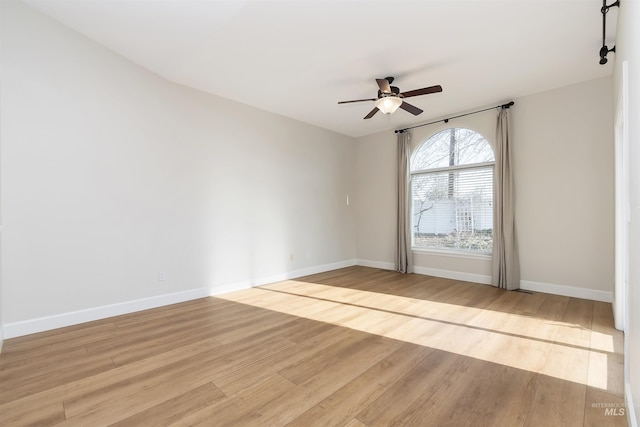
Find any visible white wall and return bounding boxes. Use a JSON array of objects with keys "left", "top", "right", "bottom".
[
  {"left": 614, "top": 0, "right": 640, "bottom": 424},
  {"left": 0, "top": 0, "right": 356, "bottom": 333},
  {"left": 355, "top": 130, "right": 396, "bottom": 268},
  {"left": 356, "top": 76, "right": 614, "bottom": 299},
  {"left": 0, "top": 0, "right": 3, "bottom": 350},
  {"left": 513, "top": 77, "right": 614, "bottom": 296}
]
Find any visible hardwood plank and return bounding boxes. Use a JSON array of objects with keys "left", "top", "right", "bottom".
[
  {"left": 108, "top": 382, "right": 225, "bottom": 427},
  {"left": 85, "top": 302, "right": 271, "bottom": 356},
  {"left": 591, "top": 301, "right": 624, "bottom": 355},
  {"left": 278, "top": 333, "right": 394, "bottom": 386},
  {"left": 175, "top": 373, "right": 295, "bottom": 426},
  {"left": 110, "top": 327, "right": 224, "bottom": 366},
  {"left": 283, "top": 318, "right": 341, "bottom": 344},
  {"left": 558, "top": 297, "right": 593, "bottom": 347},
  {"left": 0, "top": 344, "right": 88, "bottom": 379},
  {"left": 1, "top": 322, "right": 117, "bottom": 356},
  {"left": 286, "top": 343, "right": 433, "bottom": 427},
  {"left": 524, "top": 375, "right": 586, "bottom": 427},
  {"left": 0, "top": 337, "right": 222, "bottom": 423},
  {"left": 533, "top": 294, "right": 570, "bottom": 322},
  {"left": 112, "top": 298, "right": 223, "bottom": 328},
  {"left": 537, "top": 340, "right": 590, "bottom": 385},
  {"left": 588, "top": 349, "right": 625, "bottom": 397},
  {"left": 465, "top": 285, "right": 505, "bottom": 309},
  {"left": 468, "top": 366, "right": 539, "bottom": 427},
  {"left": 391, "top": 369, "right": 487, "bottom": 427},
  {"left": 588, "top": 301, "right": 625, "bottom": 398},
  {"left": 355, "top": 349, "right": 464, "bottom": 426},
  {"left": 62, "top": 336, "right": 294, "bottom": 419},
  {"left": 0, "top": 354, "right": 116, "bottom": 404},
  {"left": 484, "top": 288, "right": 527, "bottom": 312},
  {"left": 423, "top": 279, "right": 472, "bottom": 303},
  {"left": 0, "top": 401, "right": 66, "bottom": 426},
  {"left": 213, "top": 323, "right": 355, "bottom": 396},
  {"left": 563, "top": 298, "right": 594, "bottom": 327},
  {"left": 512, "top": 290, "right": 547, "bottom": 315},
  {"left": 238, "top": 335, "right": 402, "bottom": 426},
  {"left": 169, "top": 399, "right": 244, "bottom": 427}
]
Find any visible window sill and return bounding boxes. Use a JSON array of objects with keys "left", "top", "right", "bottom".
[{"left": 411, "top": 247, "right": 492, "bottom": 261}]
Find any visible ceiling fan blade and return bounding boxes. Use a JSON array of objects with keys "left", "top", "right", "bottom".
[
  {"left": 400, "top": 101, "right": 423, "bottom": 116},
  {"left": 376, "top": 78, "right": 392, "bottom": 94},
  {"left": 400, "top": 85, "right": 443, "bottom": 98},
  {"left": 338, "top": 98, "right": 377, "bottom": 104},
  {"left": 364, "top": 107, "right": 379, "bottom": 119}
]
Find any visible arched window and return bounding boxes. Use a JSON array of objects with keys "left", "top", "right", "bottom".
[{"left": 411, "top": 128, "right": 495, "bottom": 254}]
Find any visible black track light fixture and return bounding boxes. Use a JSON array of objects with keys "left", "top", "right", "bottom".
[
  {"left": 599, "top": 0, "right": 620, "bottom": 65},
  {"left": 599, "top": 45, "right": 615, "bottom": 65}
]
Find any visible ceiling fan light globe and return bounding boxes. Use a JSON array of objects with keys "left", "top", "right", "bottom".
[{"left": 375, "top": 96, "right": 402, "bottom": 114}]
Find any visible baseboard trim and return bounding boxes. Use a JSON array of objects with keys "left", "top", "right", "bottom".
[
  {"left": 626, "top": 381, "right": 638, "bottom": 427},
  {"left": 3, "top": 288, "right": 209, "bottom": 339},
  {"left": 356, "top": 259, "right": 395, "bottom": 271},
  {"left": 413, "top": 266, "right": 492, "bottom": 285},
  {"left": 520, "top": 280, "right": 612, "bottom": 303},
  {"left": 0, "top": 326, "right": 4, "bottom": 354},
  {"left": 208, "top": 259, "right": 358, "bottom": 296}
]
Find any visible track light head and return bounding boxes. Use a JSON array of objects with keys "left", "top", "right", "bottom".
[
  {"left": 599, "top": 45, "right": 615, "bottom": 65},
  {"left": 600, "top": 45, "right": 609, "bottom": 57}
]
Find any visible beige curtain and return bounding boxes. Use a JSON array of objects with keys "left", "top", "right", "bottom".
[
  {"left": 395, "top": 131, "right": 413, "bottom": 273},
  {"left": 492, "top": 107, "right": 520, "bottom": 289}
]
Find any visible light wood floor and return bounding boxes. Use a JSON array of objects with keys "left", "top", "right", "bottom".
[{"left": 0, "top": 266, "right": 627, "bottom": 426}]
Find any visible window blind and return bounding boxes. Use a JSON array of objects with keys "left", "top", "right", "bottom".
[{"left": 412, "top": 165, "right": 493, "bottom": 253}]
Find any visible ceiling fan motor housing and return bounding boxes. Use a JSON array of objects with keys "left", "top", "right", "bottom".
[{"left": 378, "top": 86, "right": 401, "bottom": 98}]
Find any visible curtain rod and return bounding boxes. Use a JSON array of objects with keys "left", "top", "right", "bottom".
[{"left": 395, "top": 101, "right": 514, "bottom": 134}]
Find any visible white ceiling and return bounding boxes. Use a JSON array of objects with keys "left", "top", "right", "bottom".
[{"left": 24, "top": 0, "right": 617, "bottom": 138}]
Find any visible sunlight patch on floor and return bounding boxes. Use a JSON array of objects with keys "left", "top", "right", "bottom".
[{"left": 217, "top": 280, "right": 622, "bottom": 394}]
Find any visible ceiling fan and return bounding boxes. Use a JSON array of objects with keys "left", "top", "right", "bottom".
[{"left": 338, "top": 77, "right": 442, "bottom": 119}]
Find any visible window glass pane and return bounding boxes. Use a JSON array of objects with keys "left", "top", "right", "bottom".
[
  {"left": 412, "top": 130, "right": 452, "bottom": 170},
  {"left": 411, "top": 128, "right": 494, "bottom": 171}
]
